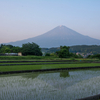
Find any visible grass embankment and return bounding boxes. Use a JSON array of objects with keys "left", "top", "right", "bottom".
[
  {"left": 0, "top": 63, "right": 100, "bottom": 72},
  {"left": 0, "top": 56, "right": 61, "bottom": 60},
  {"left": 0, "top": 56, "right": 99, "bottom": 61}
]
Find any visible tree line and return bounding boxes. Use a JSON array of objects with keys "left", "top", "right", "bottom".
[
  {"left": 0, "top": 43, "right": 82, "bottom": 58},
  {"left": 46, "top": 46, "right": 83, "bottom": 58},
  {"left": 0, "top": 42, "right": 42, "bottom": 56},
  {"left": 42, "top": 45, "right": 100, "bottom": 55},
  {"left": 1, "top": 43, "right": 99, "bottom": 59},
  {"left": 70, "top": 45, "right": 100, "bottom": 54}
]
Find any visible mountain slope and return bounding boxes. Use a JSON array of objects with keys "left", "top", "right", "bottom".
[{"left": 6, "top": 25, "right": 100, "bottom": 47}]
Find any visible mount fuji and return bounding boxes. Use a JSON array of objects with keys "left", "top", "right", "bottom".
[{"left": 5, "top": 25, "right": 100, "bottom": 47}]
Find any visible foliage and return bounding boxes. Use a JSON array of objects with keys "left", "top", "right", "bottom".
[
  {"left": 0, "top": 46, "right": 11, "bottom": 53},
  {"left": 0, "top": 43, "right": 42, "bottom": 56},
  {"left": 42, "top": 45, "right": 100, "bottom": 55},
  {"left": 45, "top": 53, "right": 50, "bottom": 56},
  {"left": 56, "top": 46, "right": 83, "bottom": 58},
  {"left": 70, "top": 45, "right": 100, "bottom": 54},
  {"left": 69, "top": 53, "right": 83, "bottom": 58},
  {"left": 50, "top": 53, "right": 57, "bottom": 57},
  {"left": 0, "top": 44, "right": 21, "bottom": 53},
  {"left": 0, "top": 56, "right": 56, "bottom": 60},
  {"left": 56, "top": 46, "right": 70, "bottom": 58},
  {"left": 87, "top": 54, "right": 100, "bottom": 59},
  {"left": 12, "top": 46, "right": 22, "bottom": 53},
  {"left": 21, "top": 42, "right": 42, "bottom": 56}
]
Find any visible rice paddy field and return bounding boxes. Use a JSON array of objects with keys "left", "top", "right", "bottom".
[
  {"left": 0, "top": 56, "right": 100, "bottom": 72},
  {"left": 1, "top": 69, "right": 100, "bottom": 100},
  {"left": 0, "top": 63, "right": 100, "bottom": 72},
  {"left": 0, "top": 56, "right": 100, "bottom": 99}
]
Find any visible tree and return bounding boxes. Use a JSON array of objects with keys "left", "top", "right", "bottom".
[
  {"left": 45, "top": 53, "right": 50, "bottom": 56},
  {"left": 0, "top": 46, "right": 11, "bottom": 53},
  {"left": 56, "top": 46, "right": 70, "bottom": 58},
  {"left": 0, "top": 44, "right": 22, "bottom": 53},
  {"left": 87, "top": 54, "right": 100, "bottom": 59},
  {"left": 12, "top": 46, "right": 22, "bottom": 53},
  {"left": 21, "top": 42, "right": 42, "bottom": 56}
]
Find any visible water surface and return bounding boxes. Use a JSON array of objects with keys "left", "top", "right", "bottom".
[{"left": 0, "top": 69, "right": 100, "bottom": 100}]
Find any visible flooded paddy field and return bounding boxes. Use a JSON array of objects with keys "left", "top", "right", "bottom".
[{"left": 0, "top": 69, "right": 100, "bottom": 100}]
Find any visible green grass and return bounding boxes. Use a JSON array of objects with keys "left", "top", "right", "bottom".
[
  {"left": 0, "top": 56, "right": 58, "bottom": 60},
  {"left": 0, "top": 56, "right": 99, "bottom": 61},
  {"left": 0, "top": 62, "right": 99, "bottom": 65},
  {"left": 0, "top": 63, "right": 100, "bottom": 72},
  {"left": 0, "top": 56, "right": 100, "bottom": 72},
  {"left": 0, "top": 62, "right": 68, "bottom": 64},
  {"left": 0, "top": 59, "right": 100, "bottom": 65}
]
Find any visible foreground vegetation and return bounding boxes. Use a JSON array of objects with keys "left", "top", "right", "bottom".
[
  {"left": 0, "top": 55, "right": 99, "bottom": 61},
  {"left": 0, "top": 62, "right": 100, "bottom": 72},
  {"left": 0, "top": 57, "right": 100, "bottom": 73},
  {"left": 0, "top": 43, "right": 100, "bottom": 73}
]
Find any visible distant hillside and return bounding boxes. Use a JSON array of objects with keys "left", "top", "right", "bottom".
[
  {"left": 5, "top": 25, "right": 100, "bottom": 47},
  {"left": 41, "top": 47, "right": 60, "bottom": 53},
  {"left": 70, "top": 45, "right": 100, "bottom": 54},
  {"left": 41, "top": 45, "right": 100, "bottom": 54}
]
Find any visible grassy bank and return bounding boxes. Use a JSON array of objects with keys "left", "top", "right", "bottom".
[
  {"left": 0, "top": 56, "right": 99, "bottom": 61},
  {"left": 0, "top": 56, "right": 67, "bottom": 60},
  {"left": 0, "top": 63, "right": 100, "bottom": 72}
]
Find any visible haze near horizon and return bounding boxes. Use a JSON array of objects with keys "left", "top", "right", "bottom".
[{"left": 0, "top": 0, "right": 100, "bottom": 43}]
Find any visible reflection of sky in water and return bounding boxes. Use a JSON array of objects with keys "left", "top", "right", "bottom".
[{"left": 0, "top": 69, "right": 100, "bottom": 100}]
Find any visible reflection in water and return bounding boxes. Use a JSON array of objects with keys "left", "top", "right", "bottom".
[
  {"left": 22, "top": 70, "right": 70, "bottom": 79},
  {"left": 0, "top": 69, "right": 100, "bottom": 100},
  {"left": 60, "top": 70, "right": 69, "bottom": 78}
]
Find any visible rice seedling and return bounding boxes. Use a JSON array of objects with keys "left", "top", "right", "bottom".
[{"left": 1, "top": 69, "right": 100, "bottom": 99}]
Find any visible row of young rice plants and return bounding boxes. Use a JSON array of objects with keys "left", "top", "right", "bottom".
[
  {"left": 0, "top": 63, "right": 100, "bottom": 72},
  {"left": 0, "top": 60, "right": 86, "bottom": 65}
]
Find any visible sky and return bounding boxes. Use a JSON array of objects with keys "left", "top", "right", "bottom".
[{"left": 0, "top": 0, "right": 100, "bottom": 43}]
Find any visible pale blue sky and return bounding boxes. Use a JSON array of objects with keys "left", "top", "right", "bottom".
[{"left": 0, "top": 0, "right": 100, "bottom": 43}]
